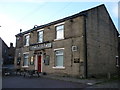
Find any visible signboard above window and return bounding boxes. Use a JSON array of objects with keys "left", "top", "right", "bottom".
[{"left": 30, "top": 43, "right": 52, "bottom": 51}]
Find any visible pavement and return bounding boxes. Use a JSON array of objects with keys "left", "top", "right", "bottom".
[
  {"left": 41, "top": 74, "right": 102, "bottom": 85},
  {"left": 40, "top": 74, "right": 120, "bottom": 88},
  {"left": 89, "top": 80, "right": 119, "bottom": 88}
]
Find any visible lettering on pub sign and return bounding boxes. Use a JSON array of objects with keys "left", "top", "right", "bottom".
[{"left": 30, "top": 43, "right": 52, "bottom": 50}]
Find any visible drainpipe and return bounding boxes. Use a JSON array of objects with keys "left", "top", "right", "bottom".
[{"left": 83, "top": 13, "right": 88, "bottom": 79}]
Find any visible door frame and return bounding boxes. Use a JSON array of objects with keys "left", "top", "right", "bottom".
[{"left": 35, "top": 54, "right": 43, "bottom": 72}]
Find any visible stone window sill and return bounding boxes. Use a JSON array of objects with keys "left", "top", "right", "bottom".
[
  {"left": 54, "top": 38, "right": 64, "bottom": 41},
  {"left": 52, "top": 66, "right": 65, "bottom": 69}
]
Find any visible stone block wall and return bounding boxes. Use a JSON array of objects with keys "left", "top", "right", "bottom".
[{"left": 86, "top": 5, "right": 118, "bottom": 77}]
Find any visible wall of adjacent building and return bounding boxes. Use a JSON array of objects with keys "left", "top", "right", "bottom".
[
  {"left": 86, "top": 5, "right": 119, "bottom": 77},
  {"left": 0, "top": 38, "right": 2, "bottom": 65},
  {"left": 0, "top": 39, "right": 15, "bottom": 65},
  {"left": 2, "top": 39, "right": 9, "bottom": 65},
  {"left": 118, "top": 37, "right": 120, "bottom": 74},
  {"left": 8, "top": 43, "right": 15, "bottom": 64}
]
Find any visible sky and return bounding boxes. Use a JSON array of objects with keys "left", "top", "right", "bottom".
[{"left": 0, "top": 0, "right": 119, "bottom": 47}]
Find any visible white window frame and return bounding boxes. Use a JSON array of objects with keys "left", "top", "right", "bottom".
[
  {"left": 37, "top": 30, "right": 44, "bottom": 43},
  {"left": 54, "top": 48, "right": 65, "bottom": 51},
  {"left": 24, "top": 33, "right": 30, "bottom": 46},
  {"left": 54, "top": 22, "right": 65, "bottom": 27},
  {"left": 53, "top": 48, "right": 65, "bottom": 69},
  {"left": 54, "top": 23, "right": 65, "bottom": 41}
]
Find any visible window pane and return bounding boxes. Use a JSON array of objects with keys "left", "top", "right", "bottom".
[
  {"left": 25, "top": 35, "right": 29, "bottom": 45},
  {"left": 38, "top": 31, "right": 43, "bottom": 43},
  {"left": 39, "top": 38, "right": 43, "bottom": 43},
  {"left": 56, "top": 25, "right": 64, "bottom": 30},
  {"left": 55, "top": 50, "right": 64, "bottom": 67},
  {"left": 56, "top": 55, "right": 63, "bottom": 66},
  {"left": 57, "top": 30, "right": 63, "bottom": 39},
  {"left": 24, "top": 59, "right": 28, "bottom": 66},
  {"left": 56, "top": 25, "right": 64, "bottom": 39},
  {"left": 56, "top": 50, "right": 63, "bottom": 55},
  {"left": 23, "top": 54, "right": 29, "bottom": 66}
]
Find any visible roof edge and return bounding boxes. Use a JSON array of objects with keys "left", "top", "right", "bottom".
[{"left": 16, "top": 4, "right": 105, "bottom": 36}]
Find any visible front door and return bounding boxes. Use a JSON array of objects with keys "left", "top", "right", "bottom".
[{"left": 38, "top": 56, "right": 42, "bottom": 72}]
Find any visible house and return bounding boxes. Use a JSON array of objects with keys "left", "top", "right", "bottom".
[
  {"left": 14, "top": 4, "right": 119, "bottom": 78},
  {"left": 0, "top": 37, "right": 9, "bottom": 65},
  {"left": 0, "top": 38, "right": 2, "bottom": 65},
  {"left": 8, "top": 43, "right": 15, "bottom": 64},
  {"left": 0, "top": 37, "right": 15, "bottom": 65}
]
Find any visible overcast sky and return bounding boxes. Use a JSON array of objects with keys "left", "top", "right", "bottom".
[{"left": 0, "top": 0, "right": 119, "bottom": 47}]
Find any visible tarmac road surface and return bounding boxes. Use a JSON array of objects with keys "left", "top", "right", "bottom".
[{"left": 2, "top": 76, "right": 88, "bottom": 88}]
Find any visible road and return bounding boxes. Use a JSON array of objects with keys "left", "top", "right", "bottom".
[{"left": 2, "top": 76, "right": 88, "bottom": 88}]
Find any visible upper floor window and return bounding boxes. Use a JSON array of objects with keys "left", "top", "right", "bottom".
[
  {"left": 38, "top": 30, "right": 43, "bottom": 43},
  {"left": 55, "top": 25, "right": 64, "bottom": 40},
  {"left": 24, "top": 35, "right": 29, "bottom": 46}
]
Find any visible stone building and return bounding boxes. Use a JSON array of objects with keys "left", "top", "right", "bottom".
[
  {"left": 0, "top": 37, "right": 9, "bottom": 65},
  {"left": 118, "top": 37, "right": 120, "bottom": 74},
  {"left": 8, "top": 43, "right": 15, "bottom": 64},
  {"left": 0, "top": 38, "right": 3, "bottom": 65},
  {"left": 0, "top": 38, "right": 15, "bottom": 65},
  {"left": 14, "top": 4, "right": 119, "bottom": 78}
]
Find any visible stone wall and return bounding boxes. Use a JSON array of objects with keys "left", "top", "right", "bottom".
[
  {"left": 0, "top": 38, "right": 2, "bottom": 65},
  {"left": 86, "top": 5, "right": 118, "bottom": 77}
]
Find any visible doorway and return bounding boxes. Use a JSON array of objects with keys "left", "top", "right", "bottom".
[{"left": 38, "top": 55, "right": 42, "bottom": 72}]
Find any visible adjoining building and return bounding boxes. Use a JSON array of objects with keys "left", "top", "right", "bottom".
[
  {"left": 0, "top": 37, "right": 9, "bottom": 65},
  {"left": 8, "top": 43, "right": 15, "bottom": 64},
  {"left": 0, "top": 37, "right": 3, "bottom": 65},
  {"left": 14, "top": 4, "right": 119, "bottom": 78},
  {"left": 0, "top": 37, "right": 15, "bottom": 65},
  {"left": 118, "top": 37, "right": 120, "bottom": 75}
]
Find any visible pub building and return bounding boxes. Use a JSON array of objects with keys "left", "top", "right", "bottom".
[{"left": 14, "top": 4, "right": 119, "bottom": 78}]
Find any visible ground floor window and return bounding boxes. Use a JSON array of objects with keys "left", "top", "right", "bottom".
[
  {"left": 55, "top": 49, "right": 64, "bottom": 67},
  {"left": 23, "top": 54, "right": 29, "bottom": 66},
  {"left": 17, "top": 57, "right": 21, "bottom": 65}
]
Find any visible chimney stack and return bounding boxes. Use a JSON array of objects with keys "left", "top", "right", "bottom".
[
  {"left": 10, "top": 43, "right": 13, "bottom": 47},
  {"left": 20, "top": 29, "right": 22, "bottom": 33}
]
